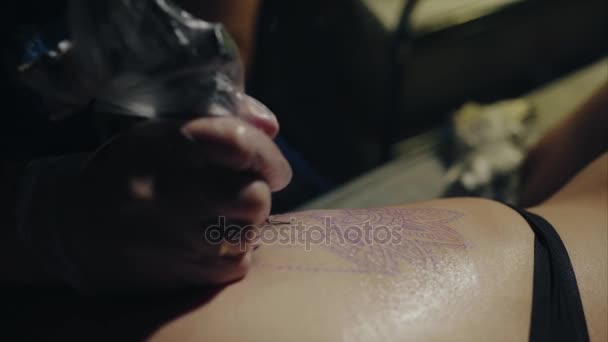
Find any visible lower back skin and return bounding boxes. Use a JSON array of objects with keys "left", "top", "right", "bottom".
[{"left": 149, "top": 155, "right": 607, "bottom": 342}]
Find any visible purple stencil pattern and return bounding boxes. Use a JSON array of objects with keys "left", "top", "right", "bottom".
[{"left": 259, "top": 208, "right": 468, "bottom": 275}]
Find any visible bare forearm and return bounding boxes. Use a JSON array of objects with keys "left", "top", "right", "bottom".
[
  {"left": 520, "top": 83, "right": 608, "bottom": 206},
  {"left": 560, "top": 83, "right": 608, "bottom": 163}
]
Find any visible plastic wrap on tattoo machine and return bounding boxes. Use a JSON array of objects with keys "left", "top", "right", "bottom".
[{"left": 18, "top": 0, "right": 246, "bottom": 121}]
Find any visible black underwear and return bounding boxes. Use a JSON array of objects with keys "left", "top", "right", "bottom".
[{"left": 509, "top": 207, "right": 590, "bottom": 342}]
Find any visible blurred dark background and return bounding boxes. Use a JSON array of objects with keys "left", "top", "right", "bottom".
[
  {"left": 1, "top": 0, "right": 607, "bottom": 211},
  {"left": 247, "top": 0, "right": 607, "bottom": 210}
]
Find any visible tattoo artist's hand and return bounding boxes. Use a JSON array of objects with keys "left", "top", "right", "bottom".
[{"left": 52, "top": 96, "right": 291, "bottom": 293}]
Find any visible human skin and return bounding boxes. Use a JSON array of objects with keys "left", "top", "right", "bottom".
[
  {"left": 15, "top": 154, "right": 601, "bottom": 340},
  {"left": 7, "top": 155, "right": 605, "bottom": 340},
  {"left": 520, "top": 83, "right": 608, "bottom": 207},
  {"left": 146, "top": 154, "right": 606, "bottom": 342},
  {"left": 0, "top": 98, "right": 292, "bottom": 292},
  {"left": 0, "top": 0, "right": 273, "bottom": 293}
]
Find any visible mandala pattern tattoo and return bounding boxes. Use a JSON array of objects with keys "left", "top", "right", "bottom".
[{"left": 259, "top": 208, "right": 468, "bottom": 275}]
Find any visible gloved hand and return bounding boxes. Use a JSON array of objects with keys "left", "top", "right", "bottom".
[{"left": 22, "top": 96, "right": 291, "bottom": 293}]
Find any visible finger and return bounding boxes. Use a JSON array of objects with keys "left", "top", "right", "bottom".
[
  {"left": 181, "top": 117, "right": 292, "bottom": 191},
  {"left": 173, "top": 245, "right": 254, "bottom": 286},
  {"left": 120, "top": 246, "right": 254, "bottom": 290},
  {"left": 194, "top": 251, "right": 253, "bottom": 285},
  {"left": 238, "top": 95, "right": 280, "bottom": 139},
  {"left": 218, "top": 180, "right": 271, "bottom": 226},
  {"left": 205, "top": 180, "right": 270, "bottom": 255}
]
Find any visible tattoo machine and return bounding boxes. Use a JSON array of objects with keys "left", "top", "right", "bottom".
[{"left": 18, "top": 0, "right": 247, "bottom": 125}]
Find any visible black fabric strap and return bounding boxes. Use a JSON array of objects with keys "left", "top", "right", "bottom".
[{"left": 510, "top": 207, "right": 590, "bottom": 342}]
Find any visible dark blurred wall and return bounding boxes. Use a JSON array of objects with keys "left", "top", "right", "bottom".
[
  {"left": 250, "top": 0, "right": 607, "bottom": 210},
  {"left": 395, "top": 0, "right": 608, "bottom": 138},
  {"left": 249, "top": 0, "right": 393, "bottom": 186}
]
